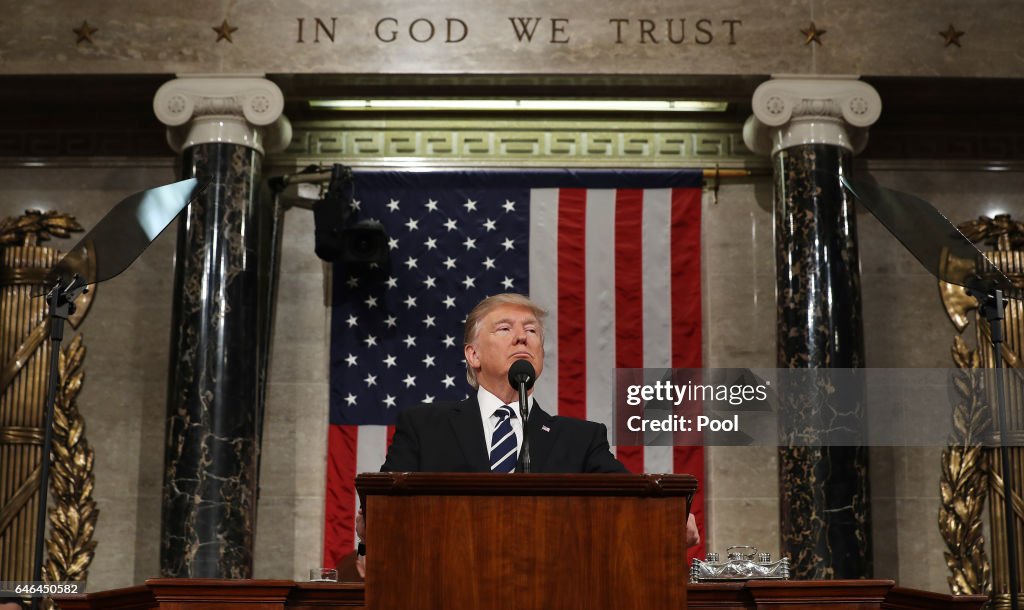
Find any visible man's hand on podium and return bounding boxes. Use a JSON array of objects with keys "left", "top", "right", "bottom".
[
  {"left": 356, "top": 507, "right": 367, "bottom": 578},
  {"left": 686, "top": 513, "right": 700, "bottom": 548}
]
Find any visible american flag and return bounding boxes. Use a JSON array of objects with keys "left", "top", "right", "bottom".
[{"left": 324, "top": 169, "right": 704, "bottom": 566}]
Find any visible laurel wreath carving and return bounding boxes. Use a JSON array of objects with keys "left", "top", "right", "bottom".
[
  {"left": 939, "top": 336, "right": 992, "bottom": 596},
  {"left": 41, "top": 334, "right": 97, "bottom": 609}
]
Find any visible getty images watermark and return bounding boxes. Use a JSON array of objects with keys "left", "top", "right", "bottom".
[{"left": 612, "top": 368, "right": 1021, "bottom": 447}]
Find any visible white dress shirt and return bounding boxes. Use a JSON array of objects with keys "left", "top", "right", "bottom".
[{"left": 477, "top": 385, "right": 534, "bottom": 455}]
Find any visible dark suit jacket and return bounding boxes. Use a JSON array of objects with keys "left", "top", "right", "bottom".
[{"left": 381, "top": 396, "right": 628, "bottom": 473}]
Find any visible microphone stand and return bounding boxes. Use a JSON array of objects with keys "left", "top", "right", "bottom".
[
  {"left": 32, "top": 274, "right": 88, "bottom": 610},
  {"left": 515, "top": 383, "right": 531, "bottom": 473},
  {"left": 972, "top": 287, "right": 1021, "bottom": 610}
]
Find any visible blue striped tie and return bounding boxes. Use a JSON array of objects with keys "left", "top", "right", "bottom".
[{"left": 489, "top": 405, "right": 518, "bottom": 473}]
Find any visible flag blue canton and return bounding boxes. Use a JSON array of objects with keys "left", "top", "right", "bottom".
[{"left": 329, "top": 172, "right": 530, "bottom": 425}]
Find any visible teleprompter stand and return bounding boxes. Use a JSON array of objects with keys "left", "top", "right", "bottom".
[
  {"left": 30, "top": 178, "right": 204, "bottom": 608},
  {"left": 842, "top": 176, "right": 1021, "bottom": 610}
]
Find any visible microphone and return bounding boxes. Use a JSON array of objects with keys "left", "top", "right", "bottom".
[
  {"left": 508, "top": 360, "right": 536, "bottom": 473},
  {"left": 508, "top": 359, "right": 536, "bottom": 390}
]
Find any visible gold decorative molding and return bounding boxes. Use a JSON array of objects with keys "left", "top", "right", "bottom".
[{"left": 283, "top": 119, "right": 752, "bottom": 166}]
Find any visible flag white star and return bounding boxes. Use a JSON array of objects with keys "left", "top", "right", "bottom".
[
  {"left": 403, "top": 374, "right": 417, "bottom": 388},
  {"left": 442, "top": 374, "right": 456, "bottom": 388},
  {"left": 388, "top": 237, "right": 399, "bottom": 251},
  {"left": 423, "top": 394, "right": 435, "bottom": 403},
  {"left": 483, "top": 218, "right": 497, "bottom": 232},
  {"left": 422, "top": 354, "right": 436, "bottom": 367},
  {"left": 384, "top": 315, "right": 398, "bottom": 328},
  {"left": 501, "top": 237, "right": 515, "bottom": 251},
  {"left": 345, "top": 314, "right": 358, "bottom": 327},
  {"left": 443, "top": 257, "right": 457, "bottom": 270},
  {"left": 386, "top": 276, "right": 398, "bottom": 289},
  {"left": 463, "top": 198, "right": 478, "bottom": 212},
  {"left": 350, "top": 199, "right": 362, "bottom": 211},
  {"left": 403, "top": 334, "right": 417, "bottom": 348},
  {"left": 423, "top": 275, "right": 437, "bottom": 289},
  {"left": 425, "top": 198, "right": 439, "bottom": 212},
  {"left": 404, "top": 295, "right": 418, "bottom": 308},
  {"left": 364, "top": 334, "right": 378, "bottom": 347},
  {"left": 404, "top": 256, "right": 418, "bottom": 270},
  {"left": 463, "top": 236, "right": 477, "bottom": 250},
  {"left": 383, "top": 354, "right": 397, "bottom": 368},
  {"left": 424, "top": 236, "right": 438, "bottom": 250},
  {"left": 344, "top": 393, "right": 357, "bottom": 406},
  {"left": 364, "top": 373, "right": 378, "bottom": 387},
  {"left": 442, "top": 335, "right": 456, "bottom": 348},
  {"left": 346, "top": 276, "right": 359, "bottom": 288},
  {"left": 444, "top": 218, "right": 458, "bottom": 231},
  {"left": 345, "top": 353, "right": 358, "bottom": 366},
  {"left": 502, "top": 276, "right": 515, "bottom": 289},
  {"left": 386, "top": 198, "right": 401, "bottom": 212},
  {"left": 482, "top": 257, "right": 496, "bottom": 270},
  {"left": 364, "top": 295, "right": 378, "bottom": 309},
  {"left": 503, "top": 199, "right": 516, "bottom": 212},
  {"left": 383, "top": 394, "right": 397, "bottom": 408},
  {"left": 423, "top": 315, "right": 436, "bottom": 328},
  {"left": 462, "top": 275, "right": 476, "bottom": 289},
  {"left": 405, "top": 217, "right": 419, "bottom": 231},
  {"left": 443, "top": 295, "right": 456, "bottom": 309}
]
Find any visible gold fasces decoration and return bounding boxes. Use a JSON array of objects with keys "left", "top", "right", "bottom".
[
  {"left": 940, "top": 336, "right": 992, "bottom": 596},
  {"left": 0, "top": 210, "right": 83, "bottom": 246},
  {"left": 43, "top": 334, "right": 97, "bottom": 599},
  {"left": 959, "top": 215, "right": 1024, "bottom": 251}
]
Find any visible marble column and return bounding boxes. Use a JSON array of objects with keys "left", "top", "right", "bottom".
[
  {"left": 743, "top": 77, "right": 881, "bottom": 579},
  {"left": 153, "top": 76, "right": 291, "bottom": 578}
]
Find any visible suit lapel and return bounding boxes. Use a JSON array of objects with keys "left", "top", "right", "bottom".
[
  {"left": 450, "top": 396, "right": 491, "bottom": 472},
  {"left": 526, "top": 404, "right": 557, "bottom": 472}
]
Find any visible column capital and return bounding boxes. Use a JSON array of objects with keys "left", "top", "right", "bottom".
[
  {"left": 742, "top": 76, "right": 881, "bottom": 156},
  {"left": 153, "top": 75, "right": 291, "bottom": 155}
]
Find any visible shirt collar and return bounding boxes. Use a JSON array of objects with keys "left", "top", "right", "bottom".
[{"left": 477, "top": 385, "right": 534, "bottom": 419}]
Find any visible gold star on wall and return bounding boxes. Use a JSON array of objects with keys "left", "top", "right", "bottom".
[
  {"left": 73, "top": 20, "right": 97, "bottom": 45},
  {"left": 800, "top": 22, "right": 826, "bottom": 46},
  {"left": 212, "top": 19, "right": 238, "bottom": 43},
  {"left": 939, "top": 24, "right": 965, "bottom": 47}
]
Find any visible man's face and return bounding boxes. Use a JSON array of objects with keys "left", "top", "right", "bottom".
[{"left": 465, "top": 303, "right": 544, "bottom": 396}]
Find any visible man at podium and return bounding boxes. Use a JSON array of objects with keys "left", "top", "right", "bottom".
[
  {"left": 351, "top": 294, "right": 698, "bottom": 577},
  {"left": 380, "top": 292, "right": 628, "bottom": 474},
  {"left": 368, "top": 293, "right": 698, "bottom": 541}
]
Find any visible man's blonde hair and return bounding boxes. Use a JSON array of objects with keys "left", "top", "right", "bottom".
[{"left": 463, "top": 293, "right": 547, "bottom": 388}]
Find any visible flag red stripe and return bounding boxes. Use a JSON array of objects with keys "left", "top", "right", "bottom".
[
  {"left": 671, "top": 187, "right": 703, "bottom": 370},
  {"left": 557, "top": 189, "right": 587, "bottom": 420},
  {"left": 614, "top": 189, "right": 645, "bottom": 474},
  {"left": 669, "top": 187, "right": 706, "bottom": 561},
  {"left": 324, "top": 424, "right": 358, "bottom": 567}
]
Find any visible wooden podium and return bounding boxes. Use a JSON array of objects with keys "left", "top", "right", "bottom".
[{"left": 356, "top": 472, "right": 697, "bottom": 610}]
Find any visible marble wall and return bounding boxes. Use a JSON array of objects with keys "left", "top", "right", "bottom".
[{"left": 1, "top": 160, "right": 1021, "bottom": 593}]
